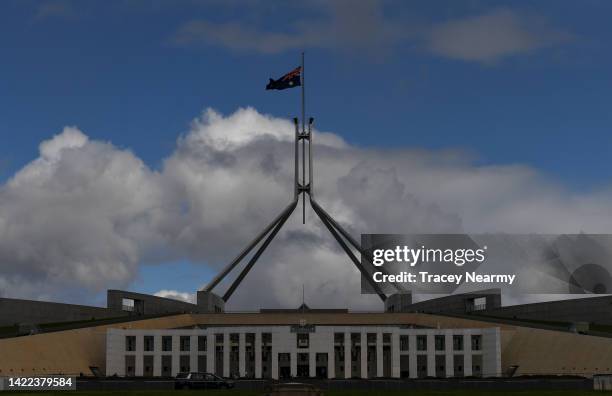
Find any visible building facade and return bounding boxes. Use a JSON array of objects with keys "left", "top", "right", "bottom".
[{"left": 106, "top": 326, "right": 501, "bottom": 379}]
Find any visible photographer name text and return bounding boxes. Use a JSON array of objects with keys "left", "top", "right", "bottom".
[{"left": 372, "top": 271, "right": 516, "bottom": 285}]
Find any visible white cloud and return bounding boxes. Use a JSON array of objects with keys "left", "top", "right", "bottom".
[
  {"left": 0, "top": 127, "right": 165, "bottom": 301},
  {"left": 426, "top": 9, "right": 572, "bottom": 63},
  {"left": 170, "top": 4, "right": 571, "bottom": 64},
  {"left": 2, "top": 107, "right": 612, "bottom": 309},
  {"left": 154, "top": 289, "right": 195, "bottom": 303},
  {"left": 39, "top": 127, "right": 88, "bottom": 160},
  {"left": 185, "top": 108, "right": 345, "bottom": 152},
  {"left": 171, "top": 0, "right": 408, "bottom": 58}
]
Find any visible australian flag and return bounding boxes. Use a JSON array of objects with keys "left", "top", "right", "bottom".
[{"left": 266, "top": 66, "right": 301, "bottom": 90}]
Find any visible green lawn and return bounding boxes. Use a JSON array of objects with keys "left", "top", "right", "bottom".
[{"left": 0, "top": 390, "right": 604, "bottom": 396}]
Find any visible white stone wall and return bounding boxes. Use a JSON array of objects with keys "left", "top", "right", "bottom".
[{"left": 105, "top": 325, "right": 500, "bottom": 379}]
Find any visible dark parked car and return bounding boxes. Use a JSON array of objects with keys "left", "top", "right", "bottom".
[{"left": 174, "top": 372, "right": 235, "bottom": 389}]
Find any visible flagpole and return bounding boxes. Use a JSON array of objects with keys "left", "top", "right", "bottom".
[
  {"left": 301, "top": 52, "right": 305, "bottom": 136},
  {"left": 301, "top": 51, "right": 306, "bottom": 224}
]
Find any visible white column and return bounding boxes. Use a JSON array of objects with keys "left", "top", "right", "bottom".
[
  {"left": 360, "top": 331, "right": 367, "bottom": 378},
  {"left": 408, "top": 333, "right": 417, "bottom": 379},
  {"left": 239, "top": 333, "right": 246, "bottom": 377},
  {"left": 445, "top": 331, "right": 454, "bottom": 377},
  {"left": 427, "top": 333, "right": 436, "bottom": 377},
  {"left": 344, "top": 332, "right": 351, "bottom": 379},
  {"left": 255, "top": 332, "right": 262, "bottom": 378},
  {"left": 135, "top": 335, "right": 144, "bottom": 376},
  {"left": 328, "top": 329, "right": 336, "bottom": 379},
  {"left": 289, "top": 332, "right": 297, "bottom": 378},
  {"left": 223, "top": 333, "right": 230, "bottom": 377},
  {"left": 207, "top": 333, "right": 215, "bottom": 376},
  {"left": 328, "top": 333, "right": 335, "bottom": 379},
  {"left": 290, "top": 351, "right": 297, "bottom": 377},
  {"left": 114, "top": 334, "right": 126, "bottom": 376},
  {"left": 391, "top": 330, "right": 400, "bottom": 378},
  {"left": 463, "top": 332, "right": 472, "bottom": 377},
  {"left": 117, "top": 345, "right": 126, "bottom": 376},
  {"left": 171, "top": 336, "right": 180, "bottom": 376},
  {"left": 482, "top": 328, "right": 501, "bottom": 377},
  {"left": 376, "top": 331, "right": 383, "bottom": 377},
  {"left": 190, "top": 335, "right": 197, "bottom": 374},
  {"left": 271, "top": 333, "right": 279, "bottom": 380},
  {"left": 309, "top": 352, "right": 316, "bottom": 378},
  {"left": 105, "top": 331, "right": 117, "bottom": 376},
  {"left": 153, "top": 334, "right": 162, "bottom": 377}
]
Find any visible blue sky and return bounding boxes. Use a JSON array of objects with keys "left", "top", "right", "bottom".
[
  {"left": 2, "top": 0, "right": 612, "bottom": 305},
  {"left": 2, "top": 0, "right": 611, "bottom": 187}
]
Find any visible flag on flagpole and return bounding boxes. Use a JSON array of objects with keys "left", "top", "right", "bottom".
[{"left": 266, "top": 66, "right": 302, "bottom": 90}]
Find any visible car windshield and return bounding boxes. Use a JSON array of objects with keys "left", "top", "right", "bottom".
[{"left": 175, "top": 373, "right": 189, "bottom": 379}]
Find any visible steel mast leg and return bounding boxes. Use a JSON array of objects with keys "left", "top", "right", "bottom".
[
  {"left": 310, "top": 199, "right": 387, "bottom": 302},
  {"left": 311, "top": 198, "right": 405, "bottom": 294},
  {"left": 205, "top": 116, "right": 302, "bottom": 299},
  {"left": 311, "top": 199, "right": 361, "bottom": 253},
  {"left": 203, "top": 200, "right": 297, "bottom": 293},
  {"left": 222, "top": 200, "right": 297, "bottom": 302}
]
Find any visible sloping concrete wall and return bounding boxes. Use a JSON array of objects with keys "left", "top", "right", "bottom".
[
  {"left": 481, "top": 295, "right": 612, "bottom": 325},
  {"left": 0, "top": 297, "right": 125, "bottom": 326},
  {"left": 0, "top": 290, "right": 214, "bottom": 328},
  {"left": 0, "top": 314, "right": 197, "bottom": 376},
  {"left": 107, "top": 290, "right": 200, "bottom": 315},
  {"left": 405, "top": 290, "right": 502, "bottom": 314}
]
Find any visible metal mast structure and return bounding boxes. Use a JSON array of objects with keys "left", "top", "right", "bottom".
[{"left": 203, "top": 54, "right": 389, "bottom": 303}]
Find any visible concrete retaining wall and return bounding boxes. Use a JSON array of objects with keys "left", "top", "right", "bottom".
[{"left": 0, "top": 297, "right": 125, "bottom": 326}]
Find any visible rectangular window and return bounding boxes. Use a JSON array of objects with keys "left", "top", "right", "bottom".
[
  {"left": 125, "top": 355, "right": 135, "bottom": 376},
  {"left": 125, "top": 336, "right": 136, "bottom": 352},
  {"left": 180, "top": 355, "right": 190, "bottom": 373},
  {"left": 144, "top": 336, "right": 154, "bottom": 352},
  {"left": 400, "top": 335, "right": 409, "bottom": 351},
  {"left": 472, "top": 297, "right": 487, "bottom": 311},
  {"left": 122, "top": 298, "right": 135, "bottom": 312},
  {"left": 471, "top": 335, "right": 482, "bottom": 351},
  {"left": 435, "top": 355, "right": 446, "bottom": 378},
  {"left": 472, "top": 355, "right": 483, "bottom": 377},
  {"left": 198, "top": 335, "right": 207, "bottom": 352},
  {"left": 198, "top": 355, "right": 207, "bottom": 373},
  {"left": 453, "top": 335, "right": 464, "bottom": 351},
  {"left": 162, "top": 336, "right": 173, "bottom": 352},
  {"left": 180, "top": 336, "right": 191, "bottom": 352},
  {"left": 435, "top": 335, "right": 445, "bottom": 351},
  {"left": 143, "top": 355, "right": 154, "bottom": 377},
  {"left": 161, "top": 355, "right": 172, "bottom": 377},
  {"left": 453, "top": 354, "right": 464, "bottom": 377},
  {"left": 417, "top": 355, "right": 427, "bottom": 378},
  {"left": 400, "top": 355, "right": 410, "bottom": 378},
  {"left": 416, "top": 335, "right": 427, "bottom": 351}
]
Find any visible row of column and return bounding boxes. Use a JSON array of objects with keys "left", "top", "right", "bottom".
[{"left": 125, "top": 329, "right": 484, "bottom": 379}]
